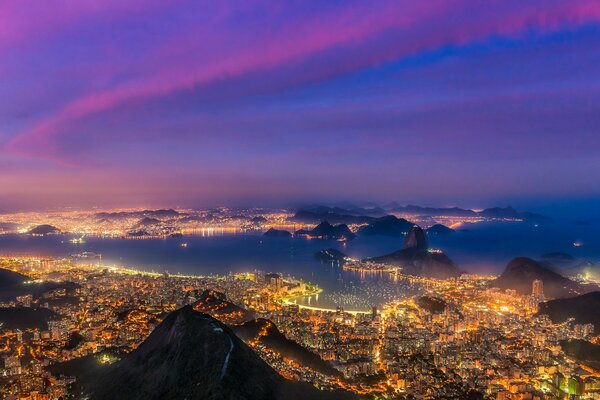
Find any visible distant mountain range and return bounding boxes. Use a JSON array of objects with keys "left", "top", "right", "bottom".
[
  {"left": 72, "top": 306, "right": 354, "bottom": 400},
  {"left": 295, "top": 222, "right": 356, "bottom": 241},
  {"left": 292, "top": 204, "right": 550, "bottom": 225},
  {"left": 492, "top": 257, "right": 597, "bottom": 298},
  {"left": 366, "top": 226, "right": 463, "bottom": 279}
]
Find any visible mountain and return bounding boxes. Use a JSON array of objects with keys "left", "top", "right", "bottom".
[
  {"left": 95, "top": 209, "right": 180, "bottom": 220},
  {"left": 492, "top": 257, "right": 596, "bottom": 298},
  {"left": 0, "top": 268, "right": 79, "bottom": 302},
  {"left": 263, "top": 228, "right": 292, "bottom": 238},
  {"left": 416, "top": 296, "right": 447, "bottom": 314},
  {"left": 426, "top": 224, "right": 455, "bottom": 235},
  {"left": 559, "top": 339, "right": 600, "bottom": 370},
  {"left": 291, "top": 210, "right": 374, "bottom": 225},
  {"left": 193, "top": 290, "right": 255, "bottom": 325},
  {"left": 388, "top": 204, "right": 550, "bottom": 222},
  {"left": 391, "top": 205, "right": 477, "bottom": 217},
  {"left": 367, "top": 226, "right": 462, "bottom": 279},
  {"left": 0, "top": 307, "right": 59, "bottom": 330},
  {"left": 233, "top": 318, "right": 341, "bottom": 377},
  {"left": 76, "top": 306, "right": 354, "bottom": 400},
  {"left": 315, "top": 248, "right": 348, "bottom": 263},
  {"left": 403, "top": 225, "right": 428, "bottom": 251},
  {"left": 538, "top": 292, "right": 600, "bottom": 332},
  {"left": 136, "top": 217, "right": 160, "bottom": 227},
  {"left": 356, "top": 215, "right": 414, "bottom": 237},
  {"left": 28, "top": 224, "right": 60, "bottom": 235},
  {"left": 478, "top": 206, "right": 551, "bottom": 223},
  {"left": 295, "top": 222, "right": 356, "bottom": 241}
]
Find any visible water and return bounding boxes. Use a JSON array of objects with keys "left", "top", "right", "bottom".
[{"left": 1, "top": 220, "right": 599, "bottom": 311}]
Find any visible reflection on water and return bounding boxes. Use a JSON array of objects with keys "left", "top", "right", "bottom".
[{"left": 1, "top": 220, "right": 599, "bottom": 310}]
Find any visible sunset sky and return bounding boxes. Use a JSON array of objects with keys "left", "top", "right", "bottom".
[{"left": 1, "top": 0, "right": 600, "bottom": 210}]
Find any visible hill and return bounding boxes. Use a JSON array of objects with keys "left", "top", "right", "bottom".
[
  {"left": 367, "top": 226, "right": 462, "bottom": 279},
  {"left": 0, "top": 307, "right": 59, "bottom": 330},
  {"left": 559, "top": 339, "right": 600, "bottom": 370},
  {"left": 492, "top": 257, "right": 596, "bottom": 298},
  {"left": 233, "top": 318, "right": 341, "bottom": 377},
  {"left": 75, "top": 306, "right": 354, "bottom": 400},
  {"left": 28, "top": 224, "right": 60, "bottom": 235},
  {"left": 193, "top": 290, "right": 256, "bottom": 325},
  {"left": 0, "top": 268, "right": 80, "bottom": 302},
  {"left": 426, "top": 224, "right": 455, "bottom": 235},
  {"left": 295, "top": 222, "right": 355, "bottom": 241},
  {"left": 263, "top": 228, "right": 292, "bottom": 238},
  {"left": 538, "top": 292, "right": 600, "bottom": 332},
  {"left": 356, "top": 215, "right": 414, "bottom": 237}
]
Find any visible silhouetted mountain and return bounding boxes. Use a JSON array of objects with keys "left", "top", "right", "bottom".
[
  {"left": 292, "top": 210, "right": 374, "bottom": 225},
  {"left": 0, "top": 307, "right": 59, "bottom": 330},
  {"left": 492, "top": 257, "right": 596, "bottom": 298},
  {"left": 403, "top": 226, "right": 428, "bottom": 251},
  {"left": 478, "top": 207, "right": 551, "bottom": 222},
  {"left": 28, "top": 224, "right": 59, "bottom": 235},
  {"left": 193, "top": 290, "right": 255, "bottom": 325},
  {"left": 356, "top": 215, "right": 414, "bottom": 237},
  {"left": 234, "top": 318, "right": 341, "bottom": 377},
  {"left": 367, "top": 227, "right": 462, "bottom": 279},
  {"left": 76, "top": 307, "right": 354, "bottom": 400},
  {"left": 416, "top": 296, "right": 447, "bottom": 314},
  {"left": 295, "top": 222, "right": 355, "bottom": 241},
  {"left": 95, "top": 209, "right": 180, "bottom": 220},
  {"left": 538, "top": 292, "right": 600, "bottom": 332},
  {"left": 315, "top": 248, "right": 348, "bottom": 263},
  {"left": 559, "top": 339, "right": 600, "bottom": 369},
  {"left": 392, "top": 205, "right": 476, "bottom": 217},
  {"left": 388, "top": 204, "right": 550, "bottom": 222},
  {"left": 0, "top": 268, "right": 79, "bottom": 302},
  {"left": 263, "top": 228, "right": 292, "bottom": 238},
  {"left": 426, "top": 224, "right": 455, "bottom": 235},
  {"left": 136, "top": 217, "right": 160, "bottom": 227}
]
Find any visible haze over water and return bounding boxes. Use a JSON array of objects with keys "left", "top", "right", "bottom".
[{"left": 2, "top": 219, "right": 599, "bottom": 310}]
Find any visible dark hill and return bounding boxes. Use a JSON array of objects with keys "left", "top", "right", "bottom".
[
  {"left": 234, "top": 318, "right": 341, "bottom": 377},
  {"left": 193, "top": 290, "right": 255, "bottom": 325},
  {"left": 136, "top": 217, "right": 160, "bottom": 226},
  {"left": 492, "top": 257, "right": 596, "bottom": 298},
  {"left": 0, "top": 268, "right": 80, "bottom": 302},
  {"left": 403, "top": 226, "right": 428, "bottom": 251},
  {"left": 0, "top": 307, "right": 59, "bottom": 330},
  {"left": 416, "top": 296, "right": 447, "bottom": 314},
  {"left": 367, "top": 227, "right": 462, "bottom": 279},
  {"left": 356, "top": 215, "right": 413, "bottom": 237},
  {"left": 263, "top": 228, "right": 292, "bottom": 238},
  {"left": 559, "top": 339, "right": 600, "bottom": 370},
  {"left": 295, "top": 222, "right": 355, "bottom": 241},
  {"left": 291, "top": 210, "right": 374, "bottom": 225},
  {"left": 426, "top": 224, "right": 455, "bottom": 235},
  {"left": 28, "top": 224, "right": 59, "bottom": 235},
  {"left": 77, "top": 306, "right": 354, "bottom": 400},
  {"left": 538, "top": 292, "right": 600, "bottom": 332}
]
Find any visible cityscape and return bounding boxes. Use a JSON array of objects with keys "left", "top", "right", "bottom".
[{"left": 2, "top": 1, "right": 600, "bottom": 399}]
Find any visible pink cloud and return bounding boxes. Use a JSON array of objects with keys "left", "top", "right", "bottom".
[{"left": 5, "top": 0, "right": 600, "bottom": 162}]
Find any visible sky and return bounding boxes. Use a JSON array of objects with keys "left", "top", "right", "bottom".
[{"left": 1, "top": 0, "right": 600, "bottom": 211}]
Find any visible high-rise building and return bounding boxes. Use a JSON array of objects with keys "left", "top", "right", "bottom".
[{"left": 532, "top": 279, "right": 544, "bottom": 298}]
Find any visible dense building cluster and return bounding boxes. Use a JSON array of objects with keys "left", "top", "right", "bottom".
[{"left": 0, "top": 257, "right": 599, "bottom": 399}]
